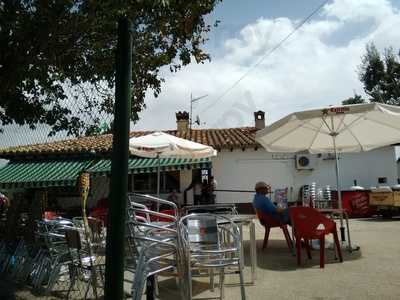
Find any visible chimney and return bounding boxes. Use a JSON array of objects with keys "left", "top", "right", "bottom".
[
  {"left": 176, "top": 111, "right": 189, "bottom": 133},
  {"left": 254, "top": 110, "right": 265, "bottom": 130}
]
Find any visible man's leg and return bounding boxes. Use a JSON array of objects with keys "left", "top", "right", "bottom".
[
  {"left": 194, "top": 195, "right": 200, "bottom": 206},
  {"left": 282, "top": 209, "right": 291, "bottom": 225}
]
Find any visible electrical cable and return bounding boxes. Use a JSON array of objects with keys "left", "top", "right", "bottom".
[{"left": 200, "top": 0, "right": 330, "bottom": 114}]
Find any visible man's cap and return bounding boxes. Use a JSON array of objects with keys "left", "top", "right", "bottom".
[{"left": 255, "top": 181, "right": 269, "bottom": 190}]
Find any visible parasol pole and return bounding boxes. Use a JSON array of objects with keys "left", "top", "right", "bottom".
[
  {"left": 156, "top": 153, "right": 161, "bottom": 212},
  {"left": 332, "top": 134, "right": 346, "bottom": 242},
  {"left": 157, "top": 153, "right": 160, "bottom": 198}
]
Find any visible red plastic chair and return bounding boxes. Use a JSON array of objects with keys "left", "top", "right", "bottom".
[
  {"left": 156, "top": 209, "right": 177, "bottom": 222},
  {"left": 90, "top": 207, "right": 108, "bottom": 225},
  {"left": 289, "top": 207, "right": 343, "bottom": 268},
  {"left": 256, "top": 210, "right": 293, "bottom": 252},
  {"left": 44, "top": 211, "right": 58, "bottom": 220}
]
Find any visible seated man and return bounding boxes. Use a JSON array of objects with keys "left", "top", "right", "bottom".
[{"left": 253, "top": 181, "right": 290, "bottom": 225}]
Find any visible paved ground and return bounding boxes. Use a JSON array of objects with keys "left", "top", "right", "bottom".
[
  {"left": 155, "top": 217, "right": 400, "bottom": 300},
  {"left": 2, "top": 217, "right": 400, "bottom": 299}
]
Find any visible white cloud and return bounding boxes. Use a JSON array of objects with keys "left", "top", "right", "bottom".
[
  {"left": 324, "top": 0, "right": 395, "bottom": 22},
  {"left": 134, "top": 0, "right": 400, "bottom": 131}
]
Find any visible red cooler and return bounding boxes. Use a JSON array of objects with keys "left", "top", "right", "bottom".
[{"left": 331, "top": 190, "right": 375, "bottom": 217}]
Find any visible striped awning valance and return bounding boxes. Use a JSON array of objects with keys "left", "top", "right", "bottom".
[
  {"left": 88, "top": 157, "right": 212, "bottom": 176},
  {"left": 0, "top": 159, "right": 92, "bottom": 189}
]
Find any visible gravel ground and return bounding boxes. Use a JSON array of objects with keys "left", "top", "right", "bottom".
[{"left": 3, "top": 216, "right": 400, "bottom": 299}]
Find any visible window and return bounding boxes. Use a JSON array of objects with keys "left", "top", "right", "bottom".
[{"left": 130, "top": 171, "right": 180, "bottom": 193}]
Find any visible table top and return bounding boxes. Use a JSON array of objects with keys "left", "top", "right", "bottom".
[
  {"left": 217, "top": 214, "right": 255, "bottom": 224},
  {"left": 317, "top": 208, "right": 348, "bottom": 216}
]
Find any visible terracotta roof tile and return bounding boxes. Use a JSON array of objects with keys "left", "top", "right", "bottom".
[{"left": 0, "top": 127, "right": 259, "bottom": 158}]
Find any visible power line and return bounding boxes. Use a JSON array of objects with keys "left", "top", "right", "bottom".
[{"left": 200, "top": 0, "right": 330, "bottom": 113}]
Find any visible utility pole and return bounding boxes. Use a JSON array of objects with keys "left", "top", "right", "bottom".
[
  {"left": 104, "top": 17, "right": 132, "bottom": 300},
  {"left": 189, "top": 93, "right": 208, "bottom": 138}
]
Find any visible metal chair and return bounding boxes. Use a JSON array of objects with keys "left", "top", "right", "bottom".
[
  {"left": 32, "top": 219, "right": 73, "bottom": 294},
  {"left": 126, "top": 193, "right": 183, "bottom": 300},
  {"left": 64, "top": 228, "right": 105, "bottom": 299},
  {"left": 72, "top": 216, "right": 106, "bottom": 254},
  {"left": 179, "top": 213, "right": 246, "bottom": 300}
]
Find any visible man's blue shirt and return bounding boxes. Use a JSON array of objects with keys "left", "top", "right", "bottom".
[
  {"left": 253, "top": 192, "right": 290, "bottom": 224},
  {"left": 253, "top": 192, "right": 278, "bottom": 217}
]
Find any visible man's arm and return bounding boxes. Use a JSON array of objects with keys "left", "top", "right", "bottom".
[
  {"left": 258, "top": 195, "right": 278, "bottom": 215},
  {"left": 184, "top": 181, "right": 194, "bottom": 192},
  {"left": 276, "top": 207, "right": 286, "bottom": 213}
]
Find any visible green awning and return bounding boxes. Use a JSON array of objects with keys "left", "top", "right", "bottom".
[
  {"left": 88, "top": 157, "right": 212, "bottom": 176},
  {"left": 0, "top": 159, "right": 93, "bottom": 189}
]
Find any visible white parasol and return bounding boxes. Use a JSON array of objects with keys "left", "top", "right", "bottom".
[
  {"left": 256, "top": 103, "right": 400, "bottom": 242},
  {"left": 129, "top": 131, "right": 217, "bottom": 197}
]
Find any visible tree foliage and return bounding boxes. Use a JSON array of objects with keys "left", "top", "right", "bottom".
[
  {"left": 0, "top": 0, "right": 221, "bottom": 136},
  {"left": 358, "top": 43, "right": 400, "bottom": 105},
  {"left": 342, "top": 93, "right": 365, "bottom": 105}
]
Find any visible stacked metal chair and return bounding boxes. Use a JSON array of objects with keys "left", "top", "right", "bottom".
[
  {"left": 0, "top": 239, "right": 28, "bottom": 278},
  {"left": 64, "top": 226, "right": 105, "bottom": 299},
  {"left": 178, "top": 213, "right": 246, "bottom": 300},
  {"left": 32, "top": 218, "right": 74, "bottom": 294},
  {"left": 0, "top": 239, "right": 9, "bottom": 273},
  {"left": 126, "top": 193, "right": 183, "bottom": 300}
]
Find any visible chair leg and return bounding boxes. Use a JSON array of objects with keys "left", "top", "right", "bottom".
[
  {"left": 282, "top": 226, "right": 293, "bottom": 252},
  {"left": 238, "top": 263, "right": 246, "bottom": 300},
  {"left": 146, "top": 275, "right": 156, "bottom": 300},
  {"left": 219, "top": 268, "right": 225, "bottom": 300},
  {"left": 296, "top": 238, "right": 301, "bottom": 266},
  {"left": 305, "top": 239, "right": 312, "bottom": 259},
  {"left": 210, "top": 268, "right": 215, "bottom": 292},
  {"left": 154, "top": 274, "right": 159, "bottom": 296},
  {"left": 333, "top": 230, "right": 343, "bottom": 262},
  {"left": 319, "top": 237, "right": 325, "bottom": 268},
  {"left": 188, "top": 261, "right": 193, "bottom": 300},
  {"left": 67, "top": 265, "right": 77, "bottom": 299},
  {"left": 262, "top": 227, "right": 270, "bottom": 249}
]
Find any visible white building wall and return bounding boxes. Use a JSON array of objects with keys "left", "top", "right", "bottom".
[
  {"left": 180, "top": 169, "right": 193, "bottom": 206},
  {"left": 397, "top": 162, "right": 400, "bottom": 181},
  {"left": 212, "top": 146, "right": 397, "bottom": 203}
]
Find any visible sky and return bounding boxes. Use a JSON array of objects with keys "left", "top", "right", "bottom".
[
  {"left": 132, "top": 0, "right": 400, "bottom": 131},
  {"left": 1, "top": 0, "right": 400, "bottom": 148}
]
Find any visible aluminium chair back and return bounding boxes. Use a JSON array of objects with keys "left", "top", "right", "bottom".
[
  {"left": 179, "top": 213, "right": 246, "bottom": 300},
  {"left": 126, "top": 194, "right": 183, "bottom": 300}
]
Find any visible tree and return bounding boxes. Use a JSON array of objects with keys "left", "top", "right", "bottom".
[
  {"left": 342, "top": 93, "right": 365, "bottom": 105},
  {"left": 0, "top": 1, "right": 221, "bottom": 136},
  {"left": 359, "top": 43, "right": 400, "bottom": 105}
]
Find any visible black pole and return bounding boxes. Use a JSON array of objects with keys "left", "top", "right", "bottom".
[{"left": 104, "top": 17, "right": 132, "bottom": 300}]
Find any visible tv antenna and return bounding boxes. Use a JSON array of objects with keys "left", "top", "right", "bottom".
[{"left": 190, "top": 93, "right": 208, "bottom": 138}]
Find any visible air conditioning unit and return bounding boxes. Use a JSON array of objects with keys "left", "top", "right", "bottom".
[{"left": 295, "top": 154, "right": 316, "bottom": 170}]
